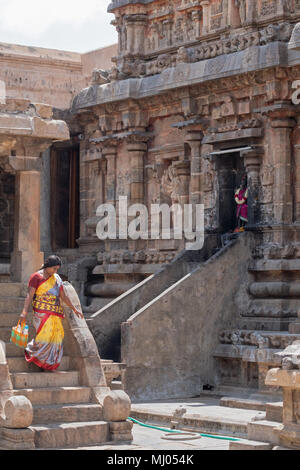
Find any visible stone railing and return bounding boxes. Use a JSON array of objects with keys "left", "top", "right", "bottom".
[{"left": 0, "top": 340, "right": 35, "bottom": 450}]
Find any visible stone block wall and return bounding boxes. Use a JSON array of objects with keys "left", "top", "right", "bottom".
[{"left": 121, "top": 233, "right": 253, "bottom": 401}]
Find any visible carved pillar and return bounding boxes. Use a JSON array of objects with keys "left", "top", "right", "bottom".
[
  {"left": 294, "top": 141, "right": 300, "bottom": 223},
  {"left": 10, "top": 162, "right": 44, "bottom": 282},
  {"left": 127, "top": 139, "right": 147, "bottom": 205},
  {"left": 200, "top": 1, "right": 210, "bottom": 35},
  {"left": 186, "top": 132, "right": 203, "bottom": 205},
  {"left": 240, "top": 148, "right": 263, "bottom": 226},
  {"left": 174, "top": 160, "right": 191, "bottom": 206},
  {"left": 269, "top": 115, "right": 295, "bottom": 226},
  {"left": 103, "top": 145, "right": 117, "bottom": 206},
  {"left": 124, "top": 14, "right": 147, "bottom": 56},
  {"left": 192, "top": 10, "right": 202, "bottom": 38}
]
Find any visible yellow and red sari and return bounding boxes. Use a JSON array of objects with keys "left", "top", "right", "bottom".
[{"left": 25, "top": 272, "right": 65, "bottom": 371}]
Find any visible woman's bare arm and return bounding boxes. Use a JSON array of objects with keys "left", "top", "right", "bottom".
[
  {"left": 60, "top": 289, "right": 84, "bottom": 319},
  {"left": 20, "top": 287, "right": 36, "bottom": 319}
]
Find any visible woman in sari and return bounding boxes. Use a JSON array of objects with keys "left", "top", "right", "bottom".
[
  {"left": 20, "top": 255, "right": 84, "bottom": 372},
  {"left": 234, "top": 174, "right": 248, "bottom": 232}
]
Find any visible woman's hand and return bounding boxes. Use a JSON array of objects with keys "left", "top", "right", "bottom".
[
  {"left": 20, "top": 310, "right": 28, "bottom": 320},
  {"left": 72, "top": 308, "right": 84, "bottom": 319}
]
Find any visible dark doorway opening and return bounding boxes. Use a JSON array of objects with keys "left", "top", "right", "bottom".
[
  {"left": 50, "top": 145, "right": 80, "bottom": 250},
  {"left": 0, "top": 170, "right": 15, "bottom": 262},
  {"left": 217, "top": 152, "right": 246, "bottom": 234}
]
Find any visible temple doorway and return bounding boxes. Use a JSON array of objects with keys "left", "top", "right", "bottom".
[
  {"left": 50, "top": 145, "right": 80, "bottom": 250},
  {"left": 216, "top": 151, "right": 246, "bottom": 234},
  {"left": 0, "top": 169, "right": 15, "bottom": 263}
]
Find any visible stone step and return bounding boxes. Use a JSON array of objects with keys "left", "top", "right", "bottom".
[
  {"left": 32, "top": 403, "right": 103, "bottom": 425},
  {"left": 237, "top": 318, "right": 295, "bottom": 332},
  {"left": 14, "top": 386, "right": 92, "bottom": 405},
  {"left": 220, "top": 397, "right": 268, "bottom": 411},
  {"left": 0, "top": 297, "right": 27, "bottom": 313},
  {"left": 205, "top": 385, "right": 282, "bottom": 401},
  {"left": 11, "top": 371, "right": 79, "bottom": 389},
  {"left": 247, "top": 420, "right": 282, "bottom": 445},
  {"left": 31, "top": 421, "right": 109, "bottom": 449},
  {"left": 0, "top": 283, "right": 25, "bottom": 297},
  {"left": 229, "top": 439, "right": 273, "bottom": 450},
  {"left": 249, "top": 259, "right": 300, "bottom": 272},
  {"left": 130, "top": 408, "right": 249, "bottom": 439},
  {"left": 7, "top": 356, "right": 70, "bottom": 372},
  {"left": 0, "top": 313, "right": 27, "bottom": 327},
  {"left": 266, "top": 402, "right": 283, "bottom": 423},
  {"left": 249, "top": 282, "right": 300, "bottom": 299},
  {"left": 6, "top": 342, "right": 29, "bottom": 357}
]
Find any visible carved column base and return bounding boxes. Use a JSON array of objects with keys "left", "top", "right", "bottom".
[
  {"left": 109, "top": 420, "right": 134, "bottom": 442},
  {"left": 0, "top": 427, "right": 35, "bottom": 450}
]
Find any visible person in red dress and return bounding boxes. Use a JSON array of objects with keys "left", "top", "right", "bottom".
[{"left": 234, "top": 174, "right": 248, "bottom": 232}]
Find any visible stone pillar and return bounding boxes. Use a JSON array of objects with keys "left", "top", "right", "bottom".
[
  {"left": 268, "top": 114, "right": 295, "bottom": 226},
  {"left": 124, "top": 14, "right": 147, "bottom": 55},
  {"left": 11, "top": 170, "right": 44, "bottom": 282},
  {"left": 186, "top": 132, "right": 203, "bottom": 205},
  {"left": 173, "top": 160, "right": 191, "bottom": 206},
  {"left": 127, "top": 139, "right": 147, "bottom": 205},
  {"left": 103, "top": 146, "right": 117, "bottom": 206},
  {"left": 200, "top": 1, "right": 210, "bottom": 35},
  {"left": 241, "top": 148, "right": 263, "bottom": 226},
  {"left": 294, "top": 141, "right": 300, "bottom": 222}
]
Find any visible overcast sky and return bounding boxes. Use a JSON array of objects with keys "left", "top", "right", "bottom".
[{"left": 0, "top": 0, "right": 118, "bottom": 52}]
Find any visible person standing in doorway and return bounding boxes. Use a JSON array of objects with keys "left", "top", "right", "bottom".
[{"left": 234, "top": 174, "right": 248, "bottom": 232}]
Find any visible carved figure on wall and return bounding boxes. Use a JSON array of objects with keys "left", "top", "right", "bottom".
[
  {"left": 234, "top": 174, "right": 248, "bottom": 232},
  {"left": 91, "top": 69, "right": 110, "bottom": 85},
  {"left": 177, "top": 46, "right": 190, "bottom": 64},
  {"left": 235, "top": 0, "right": 247, "bottom": 24},
  {"left": 161, "top": 164, "right": 181, "bottom": 204}
]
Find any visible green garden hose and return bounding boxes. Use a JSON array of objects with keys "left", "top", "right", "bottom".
[{"left": 128, "top": 417, "right": 240, "bottom": 442}]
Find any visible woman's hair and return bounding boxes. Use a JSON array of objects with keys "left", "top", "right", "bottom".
[{"left": 41, "top": 255, "right": 62, "bottom": 270}]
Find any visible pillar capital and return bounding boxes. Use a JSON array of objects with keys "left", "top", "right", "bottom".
[
  {"left": 0, "top": 155, "right": 43, "bottom": 173},
  {"left": 257, "top": 102, "right": 297, "bottom": 127}
]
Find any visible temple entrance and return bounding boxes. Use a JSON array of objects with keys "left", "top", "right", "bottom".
[
  {"left": 50, "top": 145, "right": 80, "bottom": 250},
  {"left": 216, "top": 151, "right": 246, "bottom": 234}
]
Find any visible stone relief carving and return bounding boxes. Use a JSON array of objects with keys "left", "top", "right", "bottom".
[
  {"left": 161, "top": 164, "right": 181, "bottom": 203},
  {"left": 97, "top": 20, "right": 294, "bottom": 83},
  {"left": 235, "top": 0, "right": 247, "bottom": 24},
  {"left": 260, "top": 164, "right": 274, "bottom": 204},
  {"left": 260, "top": 0, "right": 277, "bottom": 17},
  {"left": 219, "top": 329, "right": 296, "bottom": 349},
  {"left": 97, "top": 249, "right": 176, "bottom": 265}
]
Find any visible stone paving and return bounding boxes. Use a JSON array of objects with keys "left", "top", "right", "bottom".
[{"left": 61, "top": 396, "right": 262, "bottom": 450}]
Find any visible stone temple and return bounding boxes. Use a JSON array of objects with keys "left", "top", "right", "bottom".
[{"left": 1, "top": 0, "right": 300, "bottom": 450}]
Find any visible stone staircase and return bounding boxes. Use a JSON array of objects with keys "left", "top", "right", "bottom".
[
  {"left": 0, "top": 281, "right": 130, "bottom": 449},
  {"left": 210, "top": 249, "right": 300, "bottom": 449},
  {"left": 214, "top": 255, "right": 300, "bottom": 399}
]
